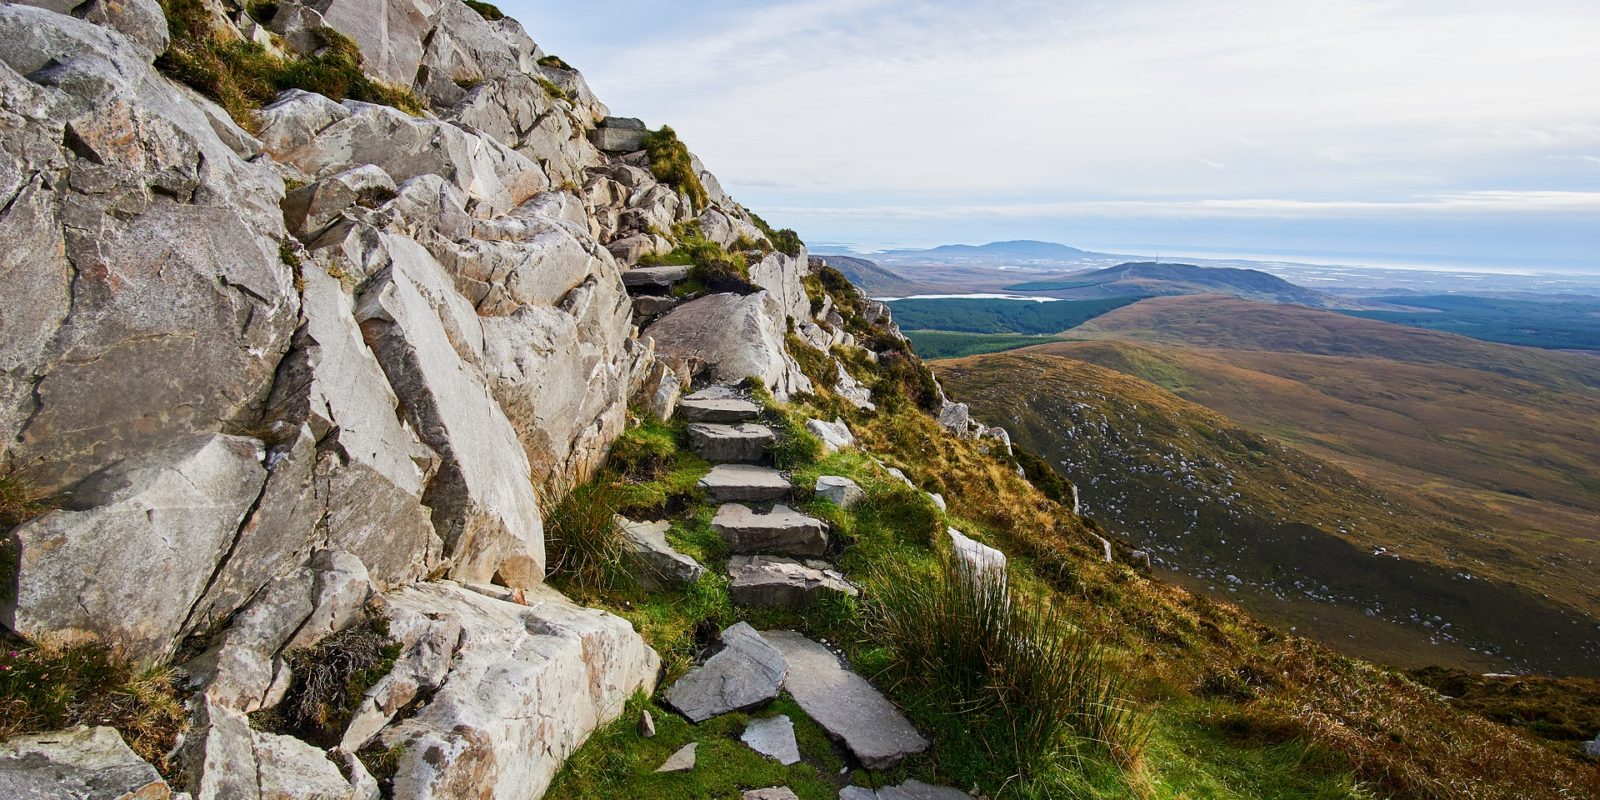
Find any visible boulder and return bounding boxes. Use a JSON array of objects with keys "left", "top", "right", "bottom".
[
  {"left": 4, "top": 434, "right": 266, "bottom": 664},
  {"left": 617, "top": 517, "right": 706, "bottom": 589},
  {"left": 354, "top": 236, "right": 544, "bottom": 588},
  {"left": 378, "top": 582, "right": 659, "bottom": 800},
  {"left": 936, "top": 401, "right": 973, "bottom": 438},
  {"left": 634, "top": 359, "right": 682, "bottom": 421},
  {"left": 746, "top": 790, "right": 800, "bottom": 800},
  {"left": 180, "top": 697, "right": 359, "bottom": 800},
  {"left": 761, "top": 631, "right": 928, "bottom": 769},
  {"left": 0, "top": 7, "right": 298, "bottom": 494},
  {"left": 11, "top": 0, "right": 170, "bottom": 58},
  {"left": 727, "top": 556, "right": 858, "bottom": 609},
  {"left": 947, "top": 527, "right": 1007, "bottom": 581},
  {"left": 835, "top": 362, "right": 877, "bottom": 411},
  {"left": 713, "top": 504, "right": 829, "bottom": 557},
  {"left": 747, "top": 249, "right": 811, "bottom": 324},
  {"left": 282, "top": 164, "right": 397, "bottom": 239},
  {"left": 814, "top": 476, "right": 865, "bottom": 509},
  {"left": 663, "top": 622, "right": 788, "bottom": 723},
  {"left": 805, "top": 418, "right": 854, "bottom": 453},
  {"left": 622, "top": 265, "right": 691, "bottom": 288},
  {"left": 699, "top": 464, "right": 792, "bottom": 503},
  {"left": 592, "top": 126, "right": 648, "bottom": 153},
  {"left": 688, "top": 422, "right": 776, "bottom": 463},
  {"left": 741, "top": 715, "right": 801, "bottom": 765},
  {"left": 646, "top": 292, "right": 813, "bottom": 400},
  {"left": 0, "top": 726, "right": 169, "bottom": 800}
]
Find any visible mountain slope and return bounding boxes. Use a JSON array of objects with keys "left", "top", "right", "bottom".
[
  {"left": 935, "top": 352, "right": 1600, "bottom": 677},
  {"left": 886, "top": 240, "right": 1091, "bottom": 259},
  {"left": 813, "top": 254, "right": 930, "bottom": 295},
  {"left": 1005, "top": 262, "right": 1345, "bottom": 308}
]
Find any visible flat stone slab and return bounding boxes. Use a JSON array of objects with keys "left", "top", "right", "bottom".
[
  {"left": 678, "top": 396, "right": 762, "bottom": 423},
  {"left": 814, "top": 475, "right": 864, "bottom": 509},
  {"left": 699, "top": 464, "right": 791, "bottom": 502},
  {"left": 841, "top": 780, "right": 970, "bottom": 799},
  {"left": 713, "top": 504, "right": 829, "bottom": 556},
  {"left": 689, "top": 422, "right": 775, "bottom": 463},
  {"left": 728, "top": 556, "right": 858, "bottom": 608},
  {"left": 761, "top": 631, "right": 928, "bottom": 769},
  {"left": 747, "top": 789, "right": 800, "bottom": 800},
  {"left": 741, "top": 714, "right": 801, "bottom": 765},
  {"left": 662, "top": 622, "right": 788, "bottom": 723},
  {"left": 0, "top": 726, "right": 170, "bottom": 799},
  {"left": 654, "top": 742, "right": 696, "bottom": 773},
  {"left": 617, "top": 517, "right": 706, "bottom": 589},
  {"left": 622, "top": 265, "right": 691, "bottom": 288}
]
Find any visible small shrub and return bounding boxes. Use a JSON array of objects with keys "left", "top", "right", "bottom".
[
  {"left": 0, "top": 642, "right": 185, "bottom": 768},
  {"left": 272, "top": 614, "right": 400, "bottom": 747},
  {"left": 544, "top": 479, "right": 634, "bottom": 595},
  {"left": 866, "top": 554, "right": 1147, "bottom": 783},
  {"left": 463, "top": 0, "right": 504, "bottom": 21},
  {"left": 641, "top": 126, "right": 709, "bottom": 212},
  {"left": 608, "top": 422, "right": 679, "bottom": 481},
  {"left": 1014, "top": 446, "right": 1073, "bottom": 506},
  {"left": 538, "top": 54, "right": 574, "bottom": 71},
  {"left": 537, "top": 76, "right": 573, "bottom": 102},
  {"left": 749, "top": 211, "right": 804, "bottom": 257}
]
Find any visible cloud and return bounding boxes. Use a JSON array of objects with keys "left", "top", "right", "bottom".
[{"left": 763, "top": 191, "right": 1600, "bottom": 221}]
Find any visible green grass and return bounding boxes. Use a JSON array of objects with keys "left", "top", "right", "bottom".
[
  {"left": 463, "top": 0, "right": 504, "bottom": 20},
  {"left": 884, "top": 296, "right": 1141, "bottom": 335},
  {"left": 642, "top": 127, "right": 710, "bottom": 212},
  {"left": 749, "top": 211, "right": 804, "bottom": 257},
  {"left": 544, "top": 479, "right": 634, "bottom": 594},
  {"left": 904, "top": 330, "right": 1067, "bottom": 360}
]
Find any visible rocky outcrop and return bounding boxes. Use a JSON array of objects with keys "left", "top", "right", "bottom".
[{"left": 646, "top": 292, "right": 813, "bottom": 400}]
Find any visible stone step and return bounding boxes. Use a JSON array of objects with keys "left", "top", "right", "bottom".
[
  {"left": 760, "top": 630, "right": 929, "bottom": 770},
  {"left": 677, "top": 396, "right": 763, "bottom": 423},
  {"left": 712, "top": 504, "right": 828, "bottom": 557},
  {"left": 688, "top": 422, "right": 774, "bottom": 463},
  {"left": 841, "top": 780, "right": 970, "bottom": 800},
  {"left": 727, "top": 556, "right": 857, "bottom": 608},
  {"left": 616, "top": 517, "right": 706, "bottom": 590},
  {"left": 698, "top": 464, "right": 790, "bottom": 503},
  {"left": 661, "top": 622, "right": 787, "bottom": 723},
  {"left": 621, "top": 265, "right": 690, "bottom": 289}
]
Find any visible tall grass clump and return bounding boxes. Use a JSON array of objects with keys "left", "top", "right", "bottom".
[
  {"left": 867, "top": 554, "right": 1146, "bottom": 790},
  {"left": 267, "top": 614, "right": 401, "bottom": 747},
  {"left": 544, "top": 478, "right": 636, "bottom": 595},
  {"left": 641, "top": 126, "right": 709, "bottom": 212},
  {"left": 749, "top": 211, "right": 804, "bottom": 257}
]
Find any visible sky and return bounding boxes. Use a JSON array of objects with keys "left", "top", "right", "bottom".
[{"left": 506, "top": 0, "right": 1600, "bottom": 271}]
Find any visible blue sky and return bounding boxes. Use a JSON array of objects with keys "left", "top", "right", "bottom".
[{"left": 506, "top": 0, "right": 1600, "bottom": 271}]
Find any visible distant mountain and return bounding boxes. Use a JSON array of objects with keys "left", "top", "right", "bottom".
[
  {"left": 813, "top": 255, "right": 931, "bottom": 296},
  {"left": 887, "top": 240, "right": 1091, "bottom": 259},
  {"left": 1005, "top": 261, "right": 1349, "bottom": 308}
]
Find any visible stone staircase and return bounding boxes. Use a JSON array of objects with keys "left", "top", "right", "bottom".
[{"left": 677, "top": 389, "right": 857, "bottom": 610}]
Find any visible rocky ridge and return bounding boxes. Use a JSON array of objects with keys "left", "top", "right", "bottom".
[{"left": 0, "top": 0, "right": 1016, "bottom": 796}]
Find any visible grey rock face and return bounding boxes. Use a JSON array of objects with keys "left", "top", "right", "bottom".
[
  {"left": 699, "top": 464, "right": 792, "bottom": 503},
  {"left": 741, "top": 715, "right": 801, "bottom": 765},
  {"left": 762, "top": 631, "right": 928, "bottom": 769},
  {"left": 0, "top": 726, "right": 169, "bottom": 800},
  {"left": 663, "top": 622, "right": 788, "bottom": 723},
  {"left": 689, "top": 422, "right": 776, "bottom": 463},
  {"left": 5, "top": 434, "right": 267, "bottom": 664},
  {"left": 646, "top": 292, "right": 813, "bottom": 400},
  {"left": 592, "top": 126, "right": 648, "bottom": 153},
  {"left": 814, "top": 476, "right": 865, "bottom": 509},
  {"left": 727, "top": 556, "right": 858, "bottom": 609},
  {"left": 677, "top": 396, "right": 762, "bottom": 423},
  {"left": 180, "top": 696, "right": 359, "bottom": 800},
  {"left": 378, "top": 583, "right": 659, "bottom": 800},
  {"left": 805, "top": 418, "right": 854, "bottom": 453},
  {"left": 617, "top": 517, "right": 706, "bottom": 589},
  {"left": 713, "top": 504, "right": 829, "bottom": 557},
  {"left": 0, "top": 7, "right": 299, "bottom": 494}
]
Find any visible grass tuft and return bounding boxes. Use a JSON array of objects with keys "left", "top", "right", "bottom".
[
  {"left": 867, "top": 554, "right": 1147, "bottom": 788},
  {"left": 544, "top": 479, "right": 635, "bottom": 595},
  {"left": 0, "top": 641, "right": 185, "bottom": 769},
  {"left": 463, "top": 0, "right": 504, "bottom": 21},
  {"left": 641, "top": 126, "right": 709, "bottom": 212}
]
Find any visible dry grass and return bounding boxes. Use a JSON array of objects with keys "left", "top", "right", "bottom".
[
  {"left": 269, "top": 614, "right": 400, "bottom": 748},
  {"left": 0, "top": 641, "right": 185, "bottom": 769}
]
